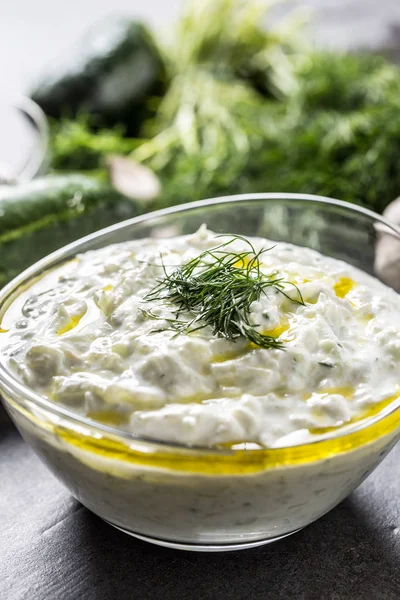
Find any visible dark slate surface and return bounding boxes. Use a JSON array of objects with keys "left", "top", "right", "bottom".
[
  {"left": 1, "top": 410, "right": 399, "bottom": 600},
  {"left": 2, "top": 1, "right": 400, "bottom": 599}
]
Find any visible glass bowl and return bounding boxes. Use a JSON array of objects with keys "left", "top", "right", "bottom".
[
  {"left": 0, "top": 96, "right": 48, "bottom": 184},
  {"left": 1, "top": 193, "right": 400, "bottom": 552}
]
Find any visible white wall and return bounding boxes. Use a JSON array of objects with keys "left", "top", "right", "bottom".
[{"left": 0, "top": 0, "right": 180, "bottom": 94}]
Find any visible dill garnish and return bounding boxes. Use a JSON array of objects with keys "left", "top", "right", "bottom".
[{"left": 144, "top": 235, "right": 305, "bottom": 350}]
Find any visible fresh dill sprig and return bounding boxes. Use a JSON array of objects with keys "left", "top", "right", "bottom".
[{"left": 144, "top": 235, "right": 304, "bottom": 350}]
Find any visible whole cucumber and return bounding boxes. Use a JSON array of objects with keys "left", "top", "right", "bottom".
[
  {"left": 0, "top": 174, "right": 144, "bottom": 287},
  {"left": 31, "top": 18, "right": 166, "bottom": 134}
]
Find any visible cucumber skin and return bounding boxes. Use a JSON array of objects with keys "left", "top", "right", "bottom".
[
  {"left": 0, "top": 175, "right": 143, "bottom": 287},
  {"left": 31, "top": 19, "right": 166, "bottom": 134}
]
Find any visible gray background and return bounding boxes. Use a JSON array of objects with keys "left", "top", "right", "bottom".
[
  {"left": 1, "top": 1, "right": 400, "bottom": 599},
  {"left": 2, "top": 0, "right": 400, "bottom": 94}
]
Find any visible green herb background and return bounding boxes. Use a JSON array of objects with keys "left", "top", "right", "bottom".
[{"left": 49, "top": 0, "right": 400, "bottom": 214}]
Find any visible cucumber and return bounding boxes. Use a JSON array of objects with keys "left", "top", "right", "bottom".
[
  {"left": 0, "top": 174, "right": 144, "bottom": 287},
  {"left": 31, "top": 18, "right": 166, "bottom": 134}
]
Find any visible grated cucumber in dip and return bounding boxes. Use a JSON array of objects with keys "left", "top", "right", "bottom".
[{"left": 2, "top": 226, "right": 400, "bottom": 448}]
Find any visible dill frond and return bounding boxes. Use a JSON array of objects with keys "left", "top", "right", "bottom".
[{"left": 144, "top": 235, "right": 304, "bottom": 350}]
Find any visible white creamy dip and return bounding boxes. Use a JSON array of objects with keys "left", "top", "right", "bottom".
[{"left": 3, "top": 226, "right": 400, "bottom": 448}]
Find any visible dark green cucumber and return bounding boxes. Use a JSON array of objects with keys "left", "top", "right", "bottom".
[
  {"left": 31, "top": 18, "right": 166, "bottom": 134},
  {"left": 0, "top": 174, "right": 144, "bottom": 287}
]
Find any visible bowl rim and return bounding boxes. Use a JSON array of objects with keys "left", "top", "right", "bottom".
[{"left": 1, "top": 191, "right": 400, "bottom": 460}]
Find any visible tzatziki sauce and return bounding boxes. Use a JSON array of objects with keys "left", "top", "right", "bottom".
[{"left": 2, "top": 226, "right": 400, "bottom": 449}]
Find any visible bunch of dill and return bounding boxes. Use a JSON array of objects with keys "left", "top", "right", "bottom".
[{"left": 143, "top": 49, "right": 400, "bottom": 213}]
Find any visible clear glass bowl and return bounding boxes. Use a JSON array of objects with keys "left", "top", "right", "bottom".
[
  {"left": 0, "top": 96, "right": 48, "bottom": 184},
  {"left": 1, "top": 193, "right": 400, "bottom": 552}
]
